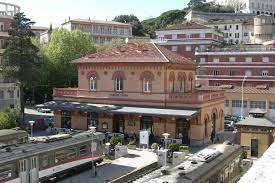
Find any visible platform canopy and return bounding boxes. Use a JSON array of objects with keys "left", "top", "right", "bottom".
[{"left": 39, "top": 101, "right": 198, "bottom": 117}]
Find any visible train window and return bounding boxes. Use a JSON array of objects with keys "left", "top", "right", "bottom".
[
  {"left": 19, "top": 159, "right": 27, "bottom": 172},
  {"left": 0, "top": 165, "right": 12, "bottom": 181},
  {"left": 40, "top": 155, "right": 49, "bottom": 168},
  {"left": 66, "top": 147, "right": 77, "bottom": 160},
  {"left": 79, "top": 144, "right": 89, "bottom": 155},
  {"left": 55, "top": 150, "right": 66, "bottom": 163}
]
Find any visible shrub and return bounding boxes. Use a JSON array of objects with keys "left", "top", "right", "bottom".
[
  {"left": 179, "top": 146, "right": 189, "bottom": 151},
  {"left": 109, "top": 136, "right": 122, "bottom": 147},
  {"left": 168, "top": 143, "right": 180, "bottom": 159},
  {"left": 241, "top": 151, "right": 247, "bottom": 159},
  {"left": 151, "top": 143, "right": 159, "bottom": 153},
  {"left": 128, "top": 139, "right": 136, "bottom": 146}
]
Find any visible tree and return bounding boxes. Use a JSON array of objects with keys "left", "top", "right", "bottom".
[
  {"left": 188, "top": 0, "right": 206, "bottom": 8},
  {"left": 1, "top": 13, "right": 42, "bottom": 118},
  {"left": 43, "top": 29, "right": 97, "bottom": 101},
  {"left": 0, "top": 108, "right": 20, "bottom": 130},
  {"left": 224, "top": 0, "right": 246, "bottom": 12},
  {"left": 113, "top": 15, "right": 144, "bottom": 36}
]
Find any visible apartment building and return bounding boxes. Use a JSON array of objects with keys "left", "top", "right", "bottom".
[
  {"left": 0, "top": 2, "right": 21, "bottom": 111},
  {"left": 185, "top": 10, "right": 274, "bottom": 44},
  {"left": 196, "top": 45, "right": 275, "bottom": 87},
  {"left": 211, "top": 0, "right": 275, "bottom": 16},
  {"left": 62, "top": 18, "right": 132, "bottom": 45},
  {"left": 155, "top": 22, "right": 222, "bottom": 60}
]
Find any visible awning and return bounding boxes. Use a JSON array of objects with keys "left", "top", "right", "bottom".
[
  {"left": 39, "top": 101, "right": 198, "bottom": 117},
  {"left": 112, "top": 106, "right": 197, "bottom": 117}
]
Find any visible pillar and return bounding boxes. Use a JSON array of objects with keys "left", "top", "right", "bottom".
[{"left": 54, "top": 111, "right": 61, "bottom": 128}]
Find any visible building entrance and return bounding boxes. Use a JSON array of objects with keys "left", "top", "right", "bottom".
[
  {"left": 176, "top": 118, "right": 190, "bottom": 145},
  {"left": 113, "top": 114, "right": 125, "bottom": 133}
]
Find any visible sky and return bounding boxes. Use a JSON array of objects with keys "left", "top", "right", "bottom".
[{"left": 1, "top": 0, "right": 189, "bottom": 28}]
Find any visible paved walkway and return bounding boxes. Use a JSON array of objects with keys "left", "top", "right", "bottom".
[{"left": 58, "top": 149, "right": 157, "bottom": 183}]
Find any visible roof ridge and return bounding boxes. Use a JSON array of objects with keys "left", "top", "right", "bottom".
[{"left": 152, "top": 43, "right": 170, "bottom": 63}]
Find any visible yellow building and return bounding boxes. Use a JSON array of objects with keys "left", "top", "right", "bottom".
[{"left": 235, "top": 109, "right": 275, "bottom": 158}]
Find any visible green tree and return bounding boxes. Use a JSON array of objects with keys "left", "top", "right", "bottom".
[
  {"left": 44, "top": 29, "right": 97, "bottom": 99},
  {"left": 1, "top": 13, "right": 42, "bottom": 118},
  {"left": 0, "top": 108, "right": 20, "bottom": 130},
  {"left": 188, "top": 0, "right": 206, "bottom": 8},
  {"left": 113, "top": 14, "right": 144, "bottom": 36}
]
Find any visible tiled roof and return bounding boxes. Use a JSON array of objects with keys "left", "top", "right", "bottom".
[
  {"left": 157, "top": 21, "right": 211, "bottom": 31},
  {"left": 73, "top": 43, "right": 195, "bottom": 66},
  {"left": 235, "top": 117, "right": 275, "bottom": 128},
  {"left": 62, "top": 19, "right": 131, "bottom": 26}
]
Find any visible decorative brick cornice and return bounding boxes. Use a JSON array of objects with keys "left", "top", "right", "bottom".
[
  {"left": 112, "top": 71, "right": 126, "bottom": 80},
  {"left": 86, "top": 71, "right": 99, "bottom": 79},
  {"left": 139, "top": 71, "right": 155, "bottom": 80}
]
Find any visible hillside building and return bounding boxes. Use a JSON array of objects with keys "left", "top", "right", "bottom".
[{"left": 61, "top": 18, "right": 132, "bottom": 45}]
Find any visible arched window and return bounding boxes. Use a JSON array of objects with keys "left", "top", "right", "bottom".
[
  {"left": 169, "top": 72, "right": 175, "bottom": 93},
  {"left": 115, "top": 76, "right": 123, "bottom": 91},
  {"left": 140, "top": 71, "right": 154, "bottom": 93},
  {"left": 143, "top": 79, "right": 152, "bottom": 92},
  {"left": 90, "top": 75, "right": 97, "bottom": 91},
  {"left": 178, "top": 72, "right": 186, "bottom": 93}
]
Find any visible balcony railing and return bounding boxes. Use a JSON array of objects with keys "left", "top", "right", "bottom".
[
  {"left": 53, "top": 88, "right": 224, "bottom": 105},
  {"left": 168, "top": 90, "right": 224, "bottom": 104}
]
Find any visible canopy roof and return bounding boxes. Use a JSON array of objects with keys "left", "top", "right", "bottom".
[{"left": 40, "top": 101, "right": 198, "bottom": 117}]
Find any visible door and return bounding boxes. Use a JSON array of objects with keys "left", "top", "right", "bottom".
[
  {"left": 251, "top": 139, "right": 259, "bottom": 157},
  {"left": 113, "top": 114, "right": 125, "bottom": 133},
  {"left": 140, "top": 116, "right": 153, "bottom": 133},
  {"left": 30, "top": 156, "right": 39, "bottom": 183},
  {"left": 176, "top": 118, "right": 190, "bottom": 145},
  {"left": 19, "top": 159, "right": 29, "bottom": 183}
]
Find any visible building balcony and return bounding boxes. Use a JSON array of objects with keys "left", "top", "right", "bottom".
[
  {"left": 168, "top": 90, "right": 224, "bottom": 105},
  {"left": 53, "top": 88, "right": 224, "bottom": 107}
]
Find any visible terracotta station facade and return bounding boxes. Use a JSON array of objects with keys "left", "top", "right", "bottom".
[{"left": 45, "top": 43, "right": 225, "bottom": 146}]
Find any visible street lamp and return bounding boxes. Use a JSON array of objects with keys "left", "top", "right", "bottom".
[
  {"left": 162, "top": 133, "right": 170, "bottom": 167},
  {"left": 89, "top": 126, "right": 97, "bottom": 177},
  {"left": 241, "top": 75, "right": 247, "bottom": 120},
  {"left": 28, "top": 121, "right": 35, "bottom": 138}
]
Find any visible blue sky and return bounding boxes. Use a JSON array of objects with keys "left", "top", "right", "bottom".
[{"left": 3, "top": 0, "right": 189, "bottom": 28}]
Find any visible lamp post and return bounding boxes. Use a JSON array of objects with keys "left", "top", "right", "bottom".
[
  {"left": 89, "top": 126, "right": 97, "bottom": 177},
  {"left": 241, "top": 75, "right": 247, "bottom": 120},
  {"left": 162, "top": 133, "right": 170, "bottom": 167},
  {"left": 28, "top": 120, "right": 35, "bottom": 138}
]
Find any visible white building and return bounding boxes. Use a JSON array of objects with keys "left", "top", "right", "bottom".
[
  {"left": 210, "top": 0, "right": 275, "bottom": 17},
  {"left": 62, "top": 18, "right": 132, "bottom": 45}
]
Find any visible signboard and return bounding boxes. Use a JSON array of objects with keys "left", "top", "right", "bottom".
[{"left": 139, "top": 130, "right": 149, "bottom": 146}]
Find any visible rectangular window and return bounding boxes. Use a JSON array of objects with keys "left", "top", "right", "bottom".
[
  {"left": 232, "top": 100, "right": 247, "bottom": 108},
  {"left": 171, "top": 46, "right": 178, "bottom": 52},
  {"left": 250, "top": 101, "right": 266, "bottom": 109},
  {"left": 229, "top": 57, "right": 236, "bottom": 62},
  {"left": 185, "top": 45, "right": 191, "bottom": 51},
  {"left": 200, "top": 33, "right": 205, "bottom": 38},
  {"left": 8, "top": 90, "right": 14, "bottom": 98},
  {"left": 172, "top": 34, "right": 177, "bottom": 40},
  {"left": 245, "top": 70, "right": 252, "bottom": 76},
  {"left": 224, "top": 33, "right": 229, "bottom": 38},
  {"left": 262, "top": 57, "right": 269, "bottom": 63},
  {"left": 269, "top": 102, "right": 275, "bottom": 109},
  {"left": 115, "top": 77, "right": 123, "bottom": 91},
  {"left": 236, "top": 25, "right": 239, "bottom": 30},
  {"left": 200, "top": 57, "right": 206, "bottom": 63},
  {"left": 235, "top": 33, "right": 240, "bottom": 38},
  {"left": 224, "top": 25, "right": 227, "bottom": 30},
  {"left": 0, "top": 90, "right": 3, "bottom": 99},
  {"left": 261, "top": 70, "right": 269, "bottom": 76},
  {"left": 225, "top": 100, "right": 229, "bottom": 107},
  {"left": 229, "top": 70, "right": 236, "bottom": 76},
  {"left": 213, "top": 58, "right": 219, "bottom": 63},
  {"left": 213, "top": 70, "right": 220, "bottom": 75},
  {"left": 245, "top": 57, "right": 252, "bottom": 63},
  {"left": 244, "top": 32, "right": 249, "bottom": 36}
]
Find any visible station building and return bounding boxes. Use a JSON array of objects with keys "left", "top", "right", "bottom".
[{"left": 47, "top": 42, "right": 225, "bottom": 146}]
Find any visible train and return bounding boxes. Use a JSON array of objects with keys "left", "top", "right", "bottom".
[{"left": 0, "top": 131, "right": 105, "bottom": 183}]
